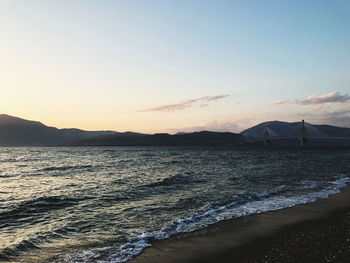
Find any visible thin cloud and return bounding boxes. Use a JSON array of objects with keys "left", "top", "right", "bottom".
[
  {"left": 274, "top": 99, "right": 290, "bottom": 105},
  {"left": 138, "top": 95, "right": 229, "bottom": 112},
  {"left": 274, "top": 92, "right": 350, "bottom": 106},
  {"left": 300, "top": 107, "right": 350, "bottom": 128}
]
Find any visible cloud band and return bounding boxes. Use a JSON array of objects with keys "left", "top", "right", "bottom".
[
  {"left": 138, "top": 95, "right": 229, "bottom": 112},
  {"left": 275, "top": 92, "right": 350, "bottom": 106}
]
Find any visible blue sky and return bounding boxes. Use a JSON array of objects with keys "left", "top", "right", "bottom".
[{"left": 1, "top": 0, "right": 350, "bottom": 132}]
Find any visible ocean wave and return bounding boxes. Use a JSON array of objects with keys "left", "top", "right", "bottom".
[
  {"left": 0, "top": 196, "right": 81, "bottom": 226},
  {"left": 0, "top": 229, "right": 67, "bottom": 261},
  {"left": 40, "top": 165, "right": 94, "bottom": 172},
  {"left": 53, "top": 177, "right": 350, "bottom": 263},
  {"left": 0, "top": 174, "right": 14, "bottom": 178},
  {"left": 144, "top": 172, "right": 201, "bottom": 188}
]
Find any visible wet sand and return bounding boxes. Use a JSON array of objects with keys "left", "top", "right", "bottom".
[{"left": 131, "top": 186, "right": 350, "bottom": 263}]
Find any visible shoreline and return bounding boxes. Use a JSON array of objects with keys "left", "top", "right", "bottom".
[{"left": 131, "top": 185, "right": 350, "bottom": 263}]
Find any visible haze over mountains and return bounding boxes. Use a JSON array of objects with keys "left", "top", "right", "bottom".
[{"left": 0, "top": 114, "right": 349, "bottom": 147}]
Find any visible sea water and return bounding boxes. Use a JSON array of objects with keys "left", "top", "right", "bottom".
[{"left": 0, "top": 147, "right": 349, "bottom": 262}]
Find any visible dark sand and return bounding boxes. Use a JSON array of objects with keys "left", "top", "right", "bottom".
[{"left": 131, "top": 186, "right": 350, "bottom": 263}]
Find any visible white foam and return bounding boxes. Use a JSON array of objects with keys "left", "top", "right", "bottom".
[{"left": 55, "top": 177, "right": 350, "bottom": 263}]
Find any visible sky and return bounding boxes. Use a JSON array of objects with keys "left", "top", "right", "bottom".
[{"left": 1, "top": 0, "right": 350, "bottom": 133}]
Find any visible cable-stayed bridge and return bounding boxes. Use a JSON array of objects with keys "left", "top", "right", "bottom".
[{"left": 232, "top": 120, "right": 350, "bottom": 147}]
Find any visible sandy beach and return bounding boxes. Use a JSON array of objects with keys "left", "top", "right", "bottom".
[{"left": 131, "top": 186, "right": 350, "bottom": 263}]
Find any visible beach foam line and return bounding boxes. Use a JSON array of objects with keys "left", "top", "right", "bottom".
[{"left": 52, "top": 177, "right": 350, "bottom": 263}]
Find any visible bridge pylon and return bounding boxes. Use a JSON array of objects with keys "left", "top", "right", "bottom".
[
  {"left": 299, "top": 120, "right": 307, "bottom": 147},
  {"left": 264, "top": 127, "right": 271, "bottom": 147}
]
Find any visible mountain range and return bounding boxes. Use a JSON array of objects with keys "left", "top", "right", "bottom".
[
  {"left": 0, "top": 114, "right": 116, "bottom": 146},
  {"left": 0, "top": 114, "right": 349, "bottom": 147}
]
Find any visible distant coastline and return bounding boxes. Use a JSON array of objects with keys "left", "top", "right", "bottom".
[{"left": 1, "top": 114, "right": 350, "bottom": 147}]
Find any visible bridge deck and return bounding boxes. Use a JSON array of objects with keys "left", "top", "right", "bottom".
[{"left": 230, "top": 136, "right": 350, "bottom": 146}]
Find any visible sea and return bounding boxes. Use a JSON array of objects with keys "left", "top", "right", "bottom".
[{"left": 0, "top": 147, "right": 349, "bottom": 262}]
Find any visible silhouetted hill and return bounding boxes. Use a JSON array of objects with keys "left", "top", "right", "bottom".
[
  {"left": 0, "top": 114, "right": 117, "bottom": 146},
  {"left": 77, "top": 131, "right": 244, "bottom": 146},
  {"left": 0, "top": 114, "right": 244, "bottom": 146},
  {"left": 241, "top": 120, "right": 350, "bottom": 147},
  {"left": 1, "top": 115, "right": 349, "bottom": 147}
]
